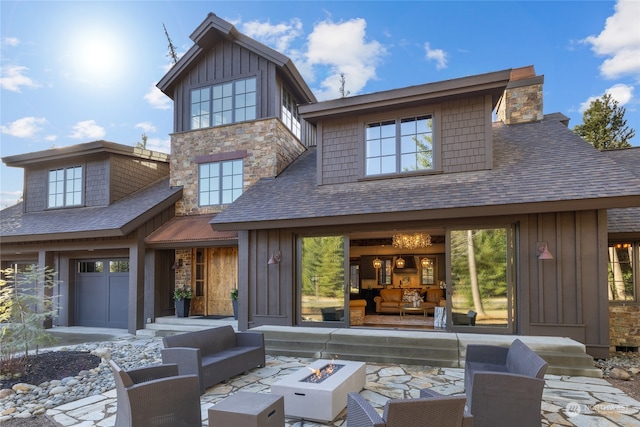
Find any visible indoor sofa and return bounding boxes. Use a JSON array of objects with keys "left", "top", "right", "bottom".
[{"left": 374, "top": 288, "right": 444, "bottom": 314}]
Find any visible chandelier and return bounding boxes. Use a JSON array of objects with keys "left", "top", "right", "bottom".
[{"left": 392, "top": 232, "right": 432, "bottom": 250}]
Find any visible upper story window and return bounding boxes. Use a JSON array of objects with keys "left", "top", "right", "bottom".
[
  {"left": 199, "top": 159, "right": 243, "bottom": 206},
  {"left": 282, "top": 88, "right": 301, "bottom": 139},
  {"left": 191, "top": 77, "right": 256, "bottom": 130},
  {"left": 48, "top": 166, "right": 82, "bottom": 208},
  {"left": 365, "top": 115, "right": 433, "bottom": 176},
  {"left": 609, "top": 242, "right": 637, "bottom": 301}
]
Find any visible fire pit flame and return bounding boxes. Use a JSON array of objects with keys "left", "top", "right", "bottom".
[{"left": 302, "top": 360, "right": 344, "bottom": 383}]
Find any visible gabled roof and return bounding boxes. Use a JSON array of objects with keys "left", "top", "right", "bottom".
[
  {"left": 0, "top": 178, "right": 182, "bottom": 242},
  {"left": 605, "top": 147, "right": 640, "bottom": 235},
  {"left": 2, "top": 140, "right": 169, "bottom": 167},
  {"left": 210, "top": 113, "right": 640, "bottom": 231},
  {"left": 299, "top": 69, "right": 512, "bottom": 124},
  {"left": 157, "top": 13, "right": 316, "bottom": 103}
]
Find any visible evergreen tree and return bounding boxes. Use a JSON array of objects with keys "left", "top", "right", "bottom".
[{"left": 573, "top": 94, "right": 635, "bottom": 150}]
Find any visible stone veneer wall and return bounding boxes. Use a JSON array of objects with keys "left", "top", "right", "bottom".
[
  {"left": 170, "top": 118, "right": 305, "bottom": 216},
  {"left": 497, "top": 80, "right": 544, "bottom": 125},
  {"left": 174, "top": 248, "right": 192, "bottom": 289},
  {"left": 610, "top": 304, "right": 640, "bottom": 350}
]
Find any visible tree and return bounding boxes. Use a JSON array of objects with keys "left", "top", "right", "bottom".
[
  {"left": 573, "top": 94, "right": 635, "bottom": 150},
  {"left": 163, "top": 23, "right": 179, "bottom": 65},
  {"left": 135, "top": 133, "right": 148, "bottom": 149}
]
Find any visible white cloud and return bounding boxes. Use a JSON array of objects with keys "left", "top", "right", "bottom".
[
  {"left": 0, "top": 190, "right": 23, "bottom": 209},
  {"left": 144, "top": 84, "right": 171, "bottom": 110},
  {"left": 3, "top": 37, "right": 19, "bottom": 47},
  {"left": 578, "top": 84, "right": 634, "bottom": 113},
  {"left": 0, "top": 116, "right": 47, "bottom": 138},
  {"left": 424, "top": 42, "right": 448, "bottom": 70},
  {"left": 583, "top": 0, "right": 640, "bottom": 79},
  {"left": 69, "top": 120, "right": 106, "bottom": 140},
  {"left": 135, "top": 122, "right": 157, "bottom": 133},
  {"left": 304, "top": 18, "right": 386, "bottom": 100},
  {"left": 0, "top": 65, "right": 40, "bottom": 92},
  {"left": 241, "top": 18, "right": 303, "bottom": 54}
]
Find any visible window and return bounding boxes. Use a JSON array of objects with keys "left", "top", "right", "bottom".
[
  {"left": 365, "top": 115, "right": 433, "bottom": 176},
  {"left": 608, "top": 243, "right": 636, "bottom": 301},
  {"left": 48, "top": 166, "right": 82, "bottom": 207},
  {"left": 199, "top": 159, "right": 243, "bottom": 206},
  {"left": 191, "top": 77, "right": 256, "bottom": 130},
  {"left": 282, "top": 88, "right": 301, "bottom": 139}
]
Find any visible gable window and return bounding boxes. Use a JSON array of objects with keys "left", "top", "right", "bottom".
[
  {"left": 281, "top": 88, "right": 301, "bottom": 139},
  {"left": 199, "top": 159, "right": 243, "bottom": 206},
  {"left": 365, "top": 115, "right": 433, "bottom": 176},
  {"left": 191, "top": 77, "right": 256, "bottom": 130},
  {"left": 48, "top": 166, "right": 82, "bottom": 207}
]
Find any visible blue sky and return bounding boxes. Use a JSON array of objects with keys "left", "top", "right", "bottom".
[{"left": 1, "top": 0, "right": 639, "bottom": 208}]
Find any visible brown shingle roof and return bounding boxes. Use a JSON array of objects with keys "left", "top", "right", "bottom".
[
  {"left": 210, "top": 114, "right": 640, "bottom": 230},
  {"left": 0, "top": 178, "right": 182, "bottom": 242}
]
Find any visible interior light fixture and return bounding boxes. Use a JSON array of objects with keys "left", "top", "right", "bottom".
[
  {"left": 392, "top": 232, "right": 432, "bottom": 250},
  {"left": 372, "top": 257, "right": 383, "bottom": 270},
  {"left": 537, "top": 242, "right": 554, "bottom": 260},
  {"left": 268, "top": 250, "right": 282, "bottom": 265},
  {"left": 421, "top": 257, "right": 431, "bottom": 268},
  {"left": 395, "top": 256, "right": 405, "bottom": 268}
]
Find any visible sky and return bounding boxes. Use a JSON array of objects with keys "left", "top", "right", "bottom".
[{"left": 1, "top": 0, "right": 639, "bottom": 208}]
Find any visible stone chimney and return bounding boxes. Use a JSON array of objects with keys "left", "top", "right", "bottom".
[{"left": 496, "top": 65, "right": 544, "bottom": 125}]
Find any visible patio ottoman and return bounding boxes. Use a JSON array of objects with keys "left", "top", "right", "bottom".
[{"left": 209, "top": 391, "right": 284, "bottom": 427}]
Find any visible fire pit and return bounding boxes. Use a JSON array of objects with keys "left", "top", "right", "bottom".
[{"left": 271, "top": 359, "right": 366, "bottom": 423}]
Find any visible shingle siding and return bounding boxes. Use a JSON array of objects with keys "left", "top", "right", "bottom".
[
  {"left": 110, "top": 155, "right": 170, "bottom": 203},
  {"left": 24, "top": 168, "right": 47, "bottom": 213},
  {"left": 320, "top": 118, "right": 360, "bottom": 185},
  {"left": 84, "top": 160, "right": 108, "bottom": 207},
  {"left": 440, "top": 97, "right": 488, "bottom": 173}
]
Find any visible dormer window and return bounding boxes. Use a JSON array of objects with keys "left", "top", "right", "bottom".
[
  {"left": 365, "top": 115, "right": 433, "bottom": 176},
  {"left": 48, "top": 166, "right": 83, "bottom": 208},
  {"left": 191, "top": 77, "right": 257, "bottom": 130}
]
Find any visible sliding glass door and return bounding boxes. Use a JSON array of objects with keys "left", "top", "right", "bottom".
[
  {"left": 299, "top": 235, "right": 347, "bottom": 324},
  {"left": 448, "top": 227, "right": 515, "bottom": 333}
]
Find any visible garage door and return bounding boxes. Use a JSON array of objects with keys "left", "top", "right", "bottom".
[{"left": 76, "top": 259, "right": 129, "bottom": 329}]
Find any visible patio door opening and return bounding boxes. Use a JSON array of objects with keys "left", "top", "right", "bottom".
[
  {"left": 448, "top": 227, "right": 515, "bottom": 332},
  {"left": 299, "top": 235, "right": 346, "bottom": 324}
]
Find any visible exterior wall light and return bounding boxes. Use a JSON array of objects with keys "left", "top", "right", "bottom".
[
  {"left": 268, "top": 250, "right": 282, "bottom": 265},
  {"left": 537, "top": 242, "right": 554, "bottom": 260}
]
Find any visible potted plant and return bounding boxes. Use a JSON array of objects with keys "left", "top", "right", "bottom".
[
  {"left": 173, "top": 286, "right": 193, "bottom": 318},
  {"left": 230, "top": 288, "right": 239, "bottom": 320}
]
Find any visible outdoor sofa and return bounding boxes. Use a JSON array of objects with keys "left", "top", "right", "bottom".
[{"left": 161, "top": 325, "right": 265, "bottom": 394}]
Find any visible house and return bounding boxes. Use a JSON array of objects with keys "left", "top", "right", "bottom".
[
  {"left": 0, "top": 141, "right": 181, "bottom": 333},
  {"left": 3, "top": 13, "right": 639, "bottom": 359}
]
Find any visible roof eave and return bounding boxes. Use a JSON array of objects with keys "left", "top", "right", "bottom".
[
  {"left": 210, "top": 195, "right": 640, "bottom": 231},
  {"left": 299, "top": 69, "right": 512, "bottom": 123}
]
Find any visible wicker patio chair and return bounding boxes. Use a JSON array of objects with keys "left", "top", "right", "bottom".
[
  {"left": 347, "top": 391, "right": 470, "bottom": 427},
  {"left": 464, "top": 339, "right": 547, "bottom": 427},
  {"left": 109, "top": 360, "right": 201, "bottom": 427}
]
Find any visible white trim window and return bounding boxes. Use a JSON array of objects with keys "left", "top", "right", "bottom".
[
  {"left": 365, "top": 115, "right": 433, "bottom": 176},
  {"left": 199, "top": 159, "right": 243, "bottom": 206},
  {"left": 48, "top": 166, "right": 83, "bottom": 207},
  {"left": 191, "top": 77, "right": 256, "bottom": 130}
]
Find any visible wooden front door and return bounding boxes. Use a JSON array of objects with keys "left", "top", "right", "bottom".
[{"left": 190, "top": 247, "right": 238, "bottom": 316}]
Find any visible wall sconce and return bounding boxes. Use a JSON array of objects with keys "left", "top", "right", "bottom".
[
  {"left": 614, "top": 243, "right": 631, "bottom": 249},
  {"left": 537, "top": 242, "right": 554, "bottom": 260},
  {"left": 171, "top": 259, "right": 184, "bottom": 269},
  {"left": 421, "top": 257, "right": 431, "bottom": 268},
  {"left": 268, "top": 250, "right": 282, "bottom": 265},
  {"left": 395, "top": 256, "right": 405, "bottom": 268},
  {"left": 372, "top": 257, "right": 382, "bottom": 270}
]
